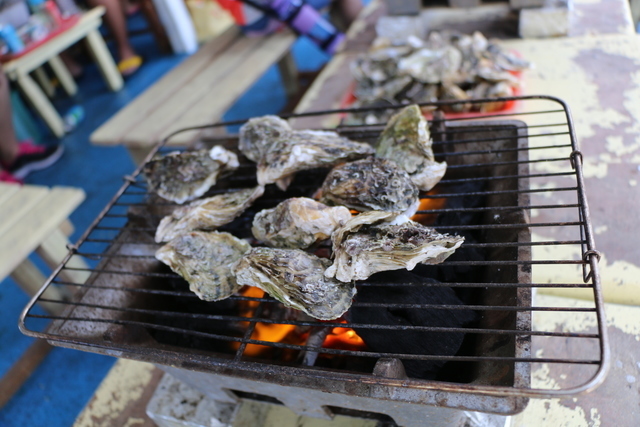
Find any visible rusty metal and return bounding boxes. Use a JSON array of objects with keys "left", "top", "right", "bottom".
[{"left": 19, "top": 96, "right": 608, "bottom": 413}]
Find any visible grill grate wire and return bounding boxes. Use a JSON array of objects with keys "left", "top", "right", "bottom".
[{"left": 19, "top": 96, "right": 608, "bottom": 400}]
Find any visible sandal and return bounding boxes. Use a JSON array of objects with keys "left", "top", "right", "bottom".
[{"left": 117, "top": 55, "right": 143, "bottom": 77}]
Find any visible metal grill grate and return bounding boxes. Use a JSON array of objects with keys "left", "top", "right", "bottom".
[{"left": 20, "top": 96, "right": 608, "bottom": 406}]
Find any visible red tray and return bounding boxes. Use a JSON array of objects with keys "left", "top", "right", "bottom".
[{"left": 0, "top": 15, "right": 80, "bottom": 63}]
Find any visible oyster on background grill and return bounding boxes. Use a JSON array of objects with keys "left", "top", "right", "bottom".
[
  {"left": 143, "top": 146, "right": 239, "bottom": 204},
  {"left": 319, "top": 157, "right": 420, "bottom": 216},
  {"left": 325, "top": 211, "right": 464, "bottom": 282},
  {"left": 156, "top": 231, "right": 251, "bottom": 301},
  {"left": 375, "top": 104, "right": 447, "bottom": 191},
  {"left": 252, "top": 197, "right": 352, "bottom": 249},
  {"left": 235, "top": 247, "right": 357, "bottom": 320},
  {"left": 257, "top": 130, "right": 375, "bottom": 191},
  {"left": 238, "top": 115, "right": 292, "bottom": 162},
  {"left": 155, "top": 186, "right": 265, "bottom": 243}
]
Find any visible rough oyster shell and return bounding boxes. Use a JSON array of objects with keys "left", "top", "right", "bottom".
[
  {"left": 252, "top": 197, "right": 352, "bottom": 249},
  {"left": 257, "top": 130, "right": 375, "bottom": 190},
  {"left": 238, "top": 115, "right": 291, "bottom": 162},
  {"left": 143, "top": 146, "right": 239, "bottom": 204},
  {"left": 319, "top": 157, "right": 420, "bottom": 216},
  {"left": 235, "top": 247, "right": 356, "bottom": 320},
  {"left": 397, "top": 46, "right": 463, "bottom": 84},
  {"left": 325, "top": 211, "right": 464, "bottom": 282},
  {"left": 155, "top": 186, "right": 264, "bottom": 243},
  {"left": 376, "top": 104, "right": 447, "bottom": 192},
  {"left": 156, "top": 231, "right": 251, "bottom": 301}
]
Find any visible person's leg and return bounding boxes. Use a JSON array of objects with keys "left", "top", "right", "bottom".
[
  {"left": 0, "top": 70, "right": 19, "bottom": 165},
  {"left": 87, "top": 0, "right": 138, "bottom": 63},
  {"left": 336, "top": 0, "right": 363, "bottom": 27}
]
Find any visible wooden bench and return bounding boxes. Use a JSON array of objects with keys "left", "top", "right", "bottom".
[
  {"left": 0, "top": 182, "right": 89, "bottom": 315},
  {"left": 90, "top": 27, "right": 297, "bottom": 164}
]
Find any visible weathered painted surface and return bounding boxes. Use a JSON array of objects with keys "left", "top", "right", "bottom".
[
  {"left": 499, "top": 34, "right": 640, "bottom": 304},
  {"left": 511, "top": 294, "right": 640, "bottom": 426},
  {"left": 74, "top": 359, "right": 161, "bottom": 427}
]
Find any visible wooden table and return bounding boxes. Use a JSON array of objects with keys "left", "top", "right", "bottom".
[
  {"left": 2, "top": 6, "right": 123, "bottom": 138},
  {"left": 0, "top": 182, "right": 89, "bottom": 315},
  {"left": 90, "top": 26, "right": 297, "bottom": 164}
]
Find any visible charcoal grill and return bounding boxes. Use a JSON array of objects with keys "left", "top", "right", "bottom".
[{"left": 20, "top": 96, "right": 608, "bottom": 425}]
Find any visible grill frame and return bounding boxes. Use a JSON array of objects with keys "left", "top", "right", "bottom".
[{"left": 19, "top": 95, "right": 609, "bottom": 407}]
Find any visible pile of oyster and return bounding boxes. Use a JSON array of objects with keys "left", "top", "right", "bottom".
[
  {"left": 347, "top": 31, "right": 531, "bottom": 124},
  {"left": 147, "top": 105, "right": 463, "bottom": 321}
]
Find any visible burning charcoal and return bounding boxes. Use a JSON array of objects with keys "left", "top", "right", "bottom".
[
  {"left": 375, "top": 104, "right": 447, "bottom": 192},
  {"left": 252, "top": 197, "right": 351, "bottom": 249},
  {"left": 155, "top": 186, "right": 264, "bottom": 242},
  {"left": 238, "top": 115, "right": 292, "bottom": 162},
  {"left": 235, "top": 247, "right": 356, "bottom": 320},
  {"left": 349, "top": 271, "right": 478, "bottom": 380},
  {"left": 257, "top": 130, "right": 375, "bottom": 191},
  {"left": 320, "top": 157, "right": 420, "bottom": 216},
  {"left": 155, "top": 231, "right": 250, "bottom": 301},
  {"left": 143, "top": 146, "right": 239, "bottom": 204},
  {"left": 325, "top": 211, "right": 464, "bottom": 282}
]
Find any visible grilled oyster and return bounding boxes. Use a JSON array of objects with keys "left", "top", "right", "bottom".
[
  {"left": 257, "top": 130, "right": 375, "bottom": 190},
  {"left": 376, "top": 105, "right": 447, "bottom": 191},
  {"left": 319, "top": 157, "right": 420, "bottom": 216},
  {"left": 155, "top": 186, "right": 264, "bottom": 243},
  {"left": 325, "top": 211, "right": 464, "bottom": 282},
  {"left": 235, "top": 247, "right": 356, "bottom": 320},
  {"left": 156, "top": 231, "right": 251, "bottom": 301},
  {"left": 238, "top": 115, "right": 292, "bottom": 162},
  {"left": 143, "top": 146, "right": 239, "bottom": 204},
  {"left": 252, "top": 198, "right": 351, "bottom": 249}
]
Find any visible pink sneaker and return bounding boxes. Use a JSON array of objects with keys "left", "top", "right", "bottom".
[
  {"left": 0, "top": 170, "right": 22, "bottom": 184},
  {"left": 0, "top": 141, "right": 64, "bottom": 180}
]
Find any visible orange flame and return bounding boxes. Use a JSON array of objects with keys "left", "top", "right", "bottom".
[
  {"left": 322, "top": 320, "right": 366, "bottom": 352},
  {"left": 411, "top": 190, "right": 446, "bottom": 225},
  {"left": 232, "top": 287, "right": 298, "bottom": 357}
]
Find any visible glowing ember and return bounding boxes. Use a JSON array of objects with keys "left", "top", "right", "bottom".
[{"left": 411, "top": 190, "right": 446, "bottom": 225}]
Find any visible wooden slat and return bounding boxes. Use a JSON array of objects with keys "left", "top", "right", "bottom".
[
  {"left": 0, "top": 186, "right": 84, "bottom": 281},
  {"left": 164, "top": 32, "right": 296, "bottom": 146},
  {"left": 0, "top": 183, "right": 22, "bottom": 205},
  {"left": 125, "top": 34, "right": 270, "bottom": 147},
  {"left": 89, "top": 26, "right": 242, "bottom": 146},
  {"left": 0, "top": 185, "right": 50, "bottom": 237}
]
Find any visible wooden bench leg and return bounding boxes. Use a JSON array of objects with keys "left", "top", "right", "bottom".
[
  {"left": 49, "top": 55, "right": 78, "bottom": 97},
  {"left": 277, "top": 51, "right": 299, "bottom": 100},
  {"left": 15, "top": 73, "right": 65, "bottom": 137},
  {"left": 36, "top": 228, "right": 91, "bottom": 286},
  {"left": 10, "top": 259, "right": 67, "bottom": 315},
  {"left": 84, "top": 29, "right": 124, "bottom": 92},
  {"left": 33, "top": 67, "right": 56, "bottom": 98}
]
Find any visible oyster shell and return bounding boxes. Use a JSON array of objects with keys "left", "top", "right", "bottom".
[
  {"left": 257, "top": 130, "right": 375, "bottom": 190},
  {"left": 156, "top": 231, "right": 251, "bottom": 301},
  {"left": 376, "top": 105, "right": 447, "bottom": 192},
  {"left": 238, "top": 115, "right": 292, "bottom": 162},
  {"left": 319, "top": 157, "right": 420, "bottom": 216},
  {"left": 155, "top": 186, "right": 265, "bottom": 243},
  {"left": 143, "top": 146, "right": 239, "bottom": 204},
  {"left": 235, "top": 247, "right": 356, "bottom": 320},
  {"left": 325, "top": 211, "right": 464, "bottom": 282},
  {"left": 252, "top": 198, "right": 352, "bottom": 249}
]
